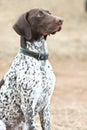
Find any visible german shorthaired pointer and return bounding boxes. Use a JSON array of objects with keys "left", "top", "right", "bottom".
[{"left": 0, "top": 8, "right": 63, "bottom": 130}]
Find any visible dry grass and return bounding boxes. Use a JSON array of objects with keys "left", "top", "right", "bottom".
[{"left": 0, "top": 0, "right": 87, "bottom": 129}]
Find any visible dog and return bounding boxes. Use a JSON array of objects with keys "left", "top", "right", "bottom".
[{"left": 0, "top": 8, "right": 63, "bottom": 130}]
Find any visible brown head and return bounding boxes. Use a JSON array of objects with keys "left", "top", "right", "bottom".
[{"left": 13, "top": 8, "right": 63, "bottom": 41}]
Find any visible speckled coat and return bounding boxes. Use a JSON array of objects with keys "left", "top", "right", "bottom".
[{"left": 0, "top": 38, "right": 56, "bottom": 130}]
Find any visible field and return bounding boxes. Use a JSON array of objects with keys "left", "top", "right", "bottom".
[{"left": 0, "top": 0, "right": 87, "bottom": 129}]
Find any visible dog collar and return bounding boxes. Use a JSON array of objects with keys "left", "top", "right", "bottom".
[{"left": 20, "top": 48, "right": 48, "bottom": 60}]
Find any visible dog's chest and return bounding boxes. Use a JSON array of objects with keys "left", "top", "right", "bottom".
[
  {"left": 15, "top": 40, "right": 55, "bottom": 111},
  {"left": 15, "top": 54, "right": 55, "bottom": 115}
]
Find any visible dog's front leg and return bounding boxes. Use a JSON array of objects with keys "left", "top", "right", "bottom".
[
  {"left": 21, "top": 101, "right": 36, "bottom": 130},
  {"left": 39, "top": 105, "right": 51, "bottom": 130}
]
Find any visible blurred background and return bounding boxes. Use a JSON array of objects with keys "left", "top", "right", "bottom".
[{"left": 0, "top": 0, "right": 87, "bottom": 129}]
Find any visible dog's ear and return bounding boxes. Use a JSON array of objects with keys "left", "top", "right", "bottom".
[{"left": 13, "top": 12, "right": 32, "bottom": 41}]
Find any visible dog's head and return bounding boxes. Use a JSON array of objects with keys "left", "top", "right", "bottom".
[{"left": 13, "top": 8, "right": 63, "bottom": 41}]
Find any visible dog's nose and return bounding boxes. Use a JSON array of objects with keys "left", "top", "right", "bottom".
[
  {"left": 59, "top": 19, "right": 63, "bottom": 23},
  {"left": 56, "top": 18, "right": 64, "bottom": 25}
]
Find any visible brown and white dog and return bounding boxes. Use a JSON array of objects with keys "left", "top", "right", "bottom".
[{"left": 0, "top": 8, "right": 63, "bottom": 130}]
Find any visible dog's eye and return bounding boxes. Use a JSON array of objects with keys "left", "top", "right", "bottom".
[{"left": 37, "top": 11, "right": 44, "bottom": 17}]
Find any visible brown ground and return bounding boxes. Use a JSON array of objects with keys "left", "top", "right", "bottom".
[{"left": 0, "top": 0, "right": 87, "bottom": 129}]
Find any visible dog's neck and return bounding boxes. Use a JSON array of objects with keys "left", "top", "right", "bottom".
[
  {"left": 20, "top": 36, "right": 48, "bottom": 55},
  {"left": 26, "top": 36, "right": 48, "bottom": 55}
]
